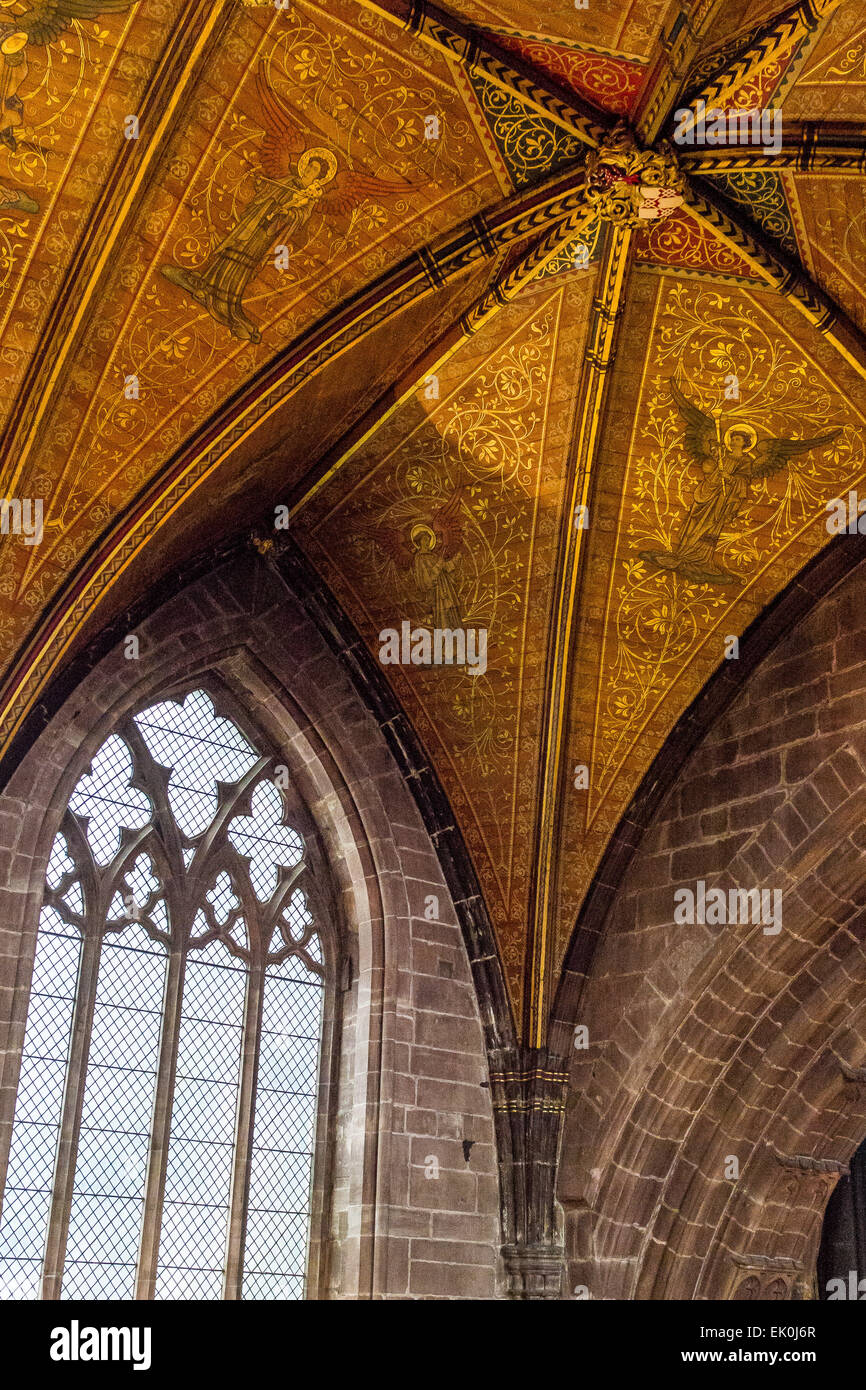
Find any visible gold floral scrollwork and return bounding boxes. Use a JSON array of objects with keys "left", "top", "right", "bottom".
[
  {"left": 591, "top": 281, "right": 863, "bottom": 825},
  {"left": 585, "top": 122, "right": 685, "bottom": 228},
  {"left": 473, "top": 77, "right": 585, "bottom": 188}
]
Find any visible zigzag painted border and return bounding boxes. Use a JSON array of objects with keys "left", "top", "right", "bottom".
[{"left": 490, "top": 34, "right": 647, "bottom": 117}]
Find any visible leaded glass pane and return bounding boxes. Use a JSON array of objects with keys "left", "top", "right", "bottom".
[
  {"left": 228, "top": 781, "right": 303, "bottom": 901},
  {"left": 68, "top": 735, "right": 151, "bottom": 866},
  {"left": 155, "top": 936, "right": 247, "bottom": 1300},
  {"left": 135, "top": 691, "right": 258, "bottom": 839},
  {"left": 0, "top": 687, "right": 328, "bottom": 1303},
  {"left": 243, "top": 954, "right": 324, "bottom": 1300},
  {"left": 62, "top": 924, "right": 167, "bottom": 1300},
  {"left": 0, "top": 910, "right": 81, "bottom": 1300}
]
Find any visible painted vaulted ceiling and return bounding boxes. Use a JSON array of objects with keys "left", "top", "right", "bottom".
[{"left": 1, "top": 0, "right": 866, "bottom": 1042}]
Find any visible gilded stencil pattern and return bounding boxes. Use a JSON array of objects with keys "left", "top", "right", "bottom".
[
  {"left": 303, "top": 285, "right": 577, "bottom": 998},
  {"left": 699, "top": 59, "right": 789, "bottom": 115},
  {"left": 0, "top": 0, "right": 151, "bottom": 391},
  {"left": 349, "top": 306, "right": 558, "bottom": 778},
  {"left": 15, "top": 1, "right": 494, "bottom": 602},
  {"left": 687, "top": 2, "right": 810, "bottom": 113},
  {"left": 796, "top": 20, "right": 866, "bottom": 84},
  {"left": 414, "top": 0, "right": 668, "bottom": 57},
  {"left": 591, "top": 282, "right": 864, "bottom": 818},
  {"left": 492, "top": 34, "right": 646, "bottom": 116},
  {"left": 539, "top": 216, "right": 602, "bottom": 277},
  {"left": 784, "top": 5, "right": 866, "bottom": 118},
  {"left": 0, "top": 2, "right": 128, "bottom": 195},
  {"left": 157, "top": 21, "right": 468, "bottom": 342},
  {"left": 470, "top": 75, "right": 584, "bottom": 188},
  {"left": 796, "top": 189, "right": 866, "bottom": 335},
  {"left": 0, "top": 208, "right": 29, "bottom": 289},
  {"left": 634, "top": 210, "right": 760, "bottom": 280},
  {"left": 0, "top": 0, "right": 142, "bottom": 370},
  {"left": 730, "top": 58, "right": 788, "bottom": 111},
  {"left": 684, "top": 32, "right": 761, "bottom": 99},
  {"left": 709, "top": 170, "right": 798, "bottom": 258}
]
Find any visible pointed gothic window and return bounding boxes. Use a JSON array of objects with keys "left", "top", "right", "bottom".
[{"left": 0, "top": 689, "right": 327, "bottom": 1301}]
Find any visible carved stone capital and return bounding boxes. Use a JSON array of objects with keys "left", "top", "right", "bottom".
[
  {"left": 728, "top": 1254, "right": 815, "bottom": 1301},
  {"left": 502, "top": 1243, "right": 565, "bottom": 1300}
]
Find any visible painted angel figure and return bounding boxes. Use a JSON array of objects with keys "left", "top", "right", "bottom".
[
  {"left": 640, "top": 379, "right": 841, "bottom": 586},
  {"left": 374, "top": 489, "right": 467, "bottom": 628},
  {"left": 0, "top": 180, "right": 37, "bottom": 211},
  {"left": 160, "top": 63, "right": 412, "bottom": 344},
  {"left": 0, "top": 0, "right": 132, "bottom": 151}
]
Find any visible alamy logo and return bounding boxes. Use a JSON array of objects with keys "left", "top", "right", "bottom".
[
  {"left": 1, "top": 497, "right": 42, "bottom": 545},
  {"left": 379, "top": 621, "right": 487, "bottom": 676},
  {"left": 826, "top": 492, "right": 866, "bottom": 534},
  {"left": 826, "top": 1271, "right": 866, "bottom": 1299},
  {"left": 673, "top": 98, "right": 782, "bottom": 154},
  {"left": 50, "top": 1321, "right": 151, "bottom": 1370},
  {"left": 674, "top": 880, "right": 782, "bottom": 935}
]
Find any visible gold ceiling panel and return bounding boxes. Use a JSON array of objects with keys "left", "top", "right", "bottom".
[
  {"left": 0, "top": 0, "right": 185, "bottom": 420},
  {"left": 633, "top": 209, "right": 763, "bottom": 281},
  {"left": 697, "top": 0, "right": 790, "bottom": 46},
  {"left": 782, "top": 1, "right": 866, "bottom": 120},
  {"left": 0, "top": 0, "right": 507, "bottom": 678},
  {"left": 296, "top": 267, "right": 599, "bottom": 1011},
  {"left": 555, "top": 267, "right": 866, "bottom": 973},
  {"left": 421, "top": 0, "right": 672, "bottom": 61},
  {"left": 55, "top": 256, "right": 501, "bottom": 659},
  {"left": 790, "top": 174, "right": 866, "bottom": 334}
]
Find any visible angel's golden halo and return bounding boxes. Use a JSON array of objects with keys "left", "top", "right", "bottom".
[
  {"left": 410, "top": 522, "right": 437, "bottom": 550},
  {"left": 0, "top": 32, "right": 28, "bottom": 55},
  {"left": 724, "top": 423, "right": 758, "bottom": 450},
  {"left": 298, "top": 147, "right": 338, "bottom": 187}
]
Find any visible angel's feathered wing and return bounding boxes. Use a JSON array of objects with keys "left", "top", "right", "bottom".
[
  {"left": 670, "top": 379, "right": 717, "bottom": 465},
  {"left": 431, "top": 487, "right": 465, "bottom": 558},
  {"left": 323, "top": 166, "right": 414, "bottom": 217},
  {"left": 255, "top": 62, "right": 412, "bottom": 213},
  {"left": 254, "top": 63, "right": 311, "bottom": 181},
  {"left": 12, "top": 0, "right": 132, "bottom": 47},
  {"left": 750, "top": 428, "right": 842, "bottom": 478},
  {"left": 368, "top": 522, "right": 413, "bottom": 569}
]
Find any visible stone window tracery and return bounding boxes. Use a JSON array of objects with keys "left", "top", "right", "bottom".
[{"left": 0, "top": 688, "right": 326, "bottom": 1301}]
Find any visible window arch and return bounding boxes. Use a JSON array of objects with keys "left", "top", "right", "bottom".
[
  {"left": 817, "top": 1136, "right": 866, "bottom": 1301},
  {"left": 0, "top": 687, "right": 330, "bottom": 1301}
]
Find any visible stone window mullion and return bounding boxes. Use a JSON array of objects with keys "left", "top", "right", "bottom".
[
  {"left": 222, "top": 957, "right": 266, "bottom": 1300},
  {"left": 134, "top": 940, "right": 187, "bottom": 1300}
]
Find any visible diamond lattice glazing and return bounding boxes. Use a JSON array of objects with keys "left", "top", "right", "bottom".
[
  {"left": 1, "top": 687, "right": 326, "bottom": 1303},
  {"left": 243, "top": 958, "right": 324, "bottom": 1299},
  {"left": 62, "top": 924, "right": 166, "bottom": 1300},
  {"left": 0, "top": 911, "right": 81, "bottom": 1300},
  {"left": 155, "top": 936, "right": 246, "bottom": 1300}
]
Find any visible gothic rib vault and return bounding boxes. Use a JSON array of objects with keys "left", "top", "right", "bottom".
[{"left": 0, "top": 0, "right": 865, "bottom": 1144}]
